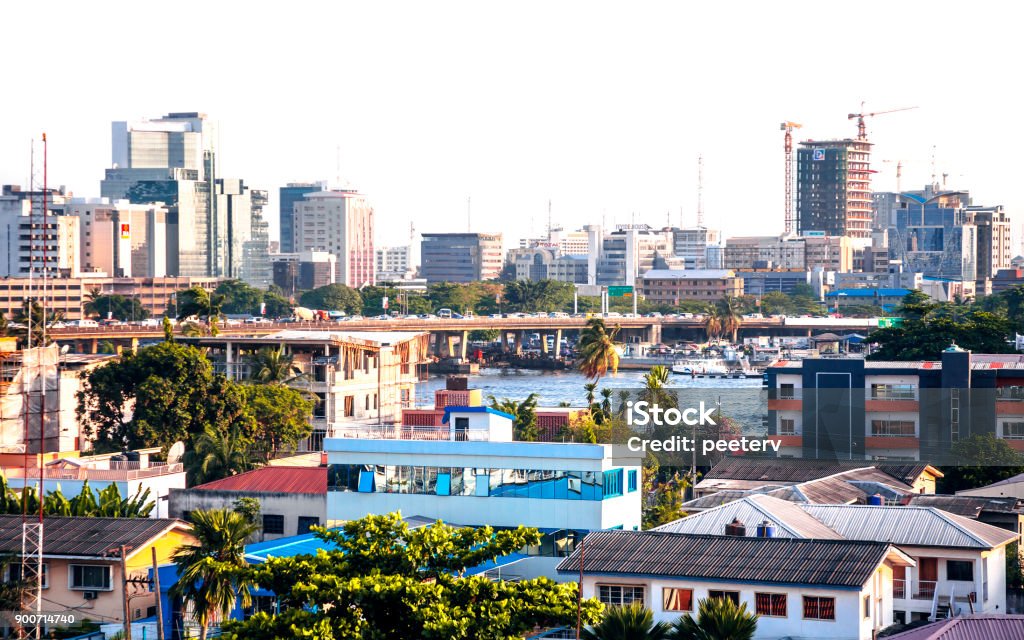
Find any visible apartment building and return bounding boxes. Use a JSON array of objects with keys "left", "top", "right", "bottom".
[
  {"left": 636, "top": 269, "right": 743, "bottom": 303},
  {"left": 420, "top": 233, "right": 503, "bottom": 283},
  {"left": 293, "top": 190, "right": 375, "bottom": 287},
  {"left": 765, "top": 348, "right": 1024, "bottom": 462}
]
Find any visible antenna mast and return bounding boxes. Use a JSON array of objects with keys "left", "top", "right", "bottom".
[{"left": 696, "top": 155, "right": 704, "bottom": 228}]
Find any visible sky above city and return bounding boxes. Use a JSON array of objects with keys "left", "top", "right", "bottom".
[{"left": 1, "top": 1, "right": 1021, "bottom": 252}]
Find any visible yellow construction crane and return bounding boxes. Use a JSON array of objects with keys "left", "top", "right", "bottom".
[
  {"left": 780, "top": 121, "right": 802, "bottom": 235},
  {"left": 847, "top": 104, "right": 918, "bottom": 141}
]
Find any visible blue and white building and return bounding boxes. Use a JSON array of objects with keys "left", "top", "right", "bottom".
[{"left": 324, "top": 406, "right": 643, "bottom": 579}]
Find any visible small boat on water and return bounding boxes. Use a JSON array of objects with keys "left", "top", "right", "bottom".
[{"left": 671, "top": 358, "right": 730, "bottom": 376}]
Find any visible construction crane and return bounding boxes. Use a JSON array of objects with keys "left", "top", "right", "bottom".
[
  {"left": 780, "top": 121, "right": 802, "bottom": 236},
  {"left": 847, "top": 104, "right": 918, "bottom": 141}
]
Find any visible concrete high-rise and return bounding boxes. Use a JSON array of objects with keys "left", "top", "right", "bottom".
[
  {"left": 966, "top": 205, "right": 1012, "bottom": 281},
  {"left": 101, "top": 112, "right": 217, "bottom": 277},
  {"left": 215, "top": 179, "right": 270, "bottom": 287},
  {"left": 293, "top": 190, "right": 374, "bottom": 287},
  {"left": 64, "top": 198, "right": 168, "bottom": 278},
  {"left": 279, "top": 182, "right": 324, "bottom": 253},
  {"left": 0, "top": 185, "right": 79, "bottom": 278},
  {"left": 420, "top": 233, "right": 503, "bottom": 283},
  {"left": 797, "top": 139, "right": 873, "bottom": 238}
]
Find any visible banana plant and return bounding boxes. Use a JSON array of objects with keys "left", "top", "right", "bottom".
[
  {"left": 69, "top": 480, "right": 99, "bottom": 516},
  {"left": 43, "top": 486, "right": 72, "bottom": 516}
]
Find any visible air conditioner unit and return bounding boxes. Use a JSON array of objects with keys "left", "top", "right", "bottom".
[{"left": 83, "top": 591, "right": 98, "bottom": 600}]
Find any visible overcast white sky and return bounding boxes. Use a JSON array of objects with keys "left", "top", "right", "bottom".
[{"left": 1, "top": 1, "right": 1021, "bottom": 252}]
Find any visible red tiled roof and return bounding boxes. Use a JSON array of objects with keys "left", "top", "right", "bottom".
[{"left": 192, "top": 466, "right": 326, "bottom": 494}]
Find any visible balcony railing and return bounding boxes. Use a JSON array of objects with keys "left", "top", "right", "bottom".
[
  {"left": 914, "top": 580, "right": 937, "bottom": 600},
  {"left": 996, "top": 388, "right": 1024, "bottom": 402},
  {"left": 5, "top": 463, "right": 184, "bottom": 481},
  {"left": 331, "top": 426, "right": 493, "bottom": 441},
  {"left": 894, "top": 579, "right": 906, "bottom": 599}
]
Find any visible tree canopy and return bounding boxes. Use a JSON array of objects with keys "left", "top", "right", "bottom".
[
  {"left": 220, "top": 512, "right": 601, "bottom": 639},
  {"left": 299, "top": 284, "right": 363, "bottom": 314}
]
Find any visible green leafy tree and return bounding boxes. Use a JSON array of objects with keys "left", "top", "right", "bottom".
[
  {"left": 176, "top": 286, "right": 226, "bottom": 321},
  {"left": 643, "top": 472, "right": 688, "bottom": 530},
  {"left": 868, "top": 309, "right": 1014, "bottom": 361},
  {"left": 13, "top": 299, "right": 63, "bottom": 347},
  {"left": 162, "top": 316, "right": 174, "bottom": 341},
  {"left": 503, "top": 280, "right": 575, "bottom": 313},
  {"left": 299, "top": 284, "right": 363, "bottom": 313},
  {"left": 581, "top": 602, "right": 670, "bottom": 640},
  {"left": 215, "top": 280, "right": 264, "bottom": 315},
  {"left": 262, "top": 291, "right": 292, "bottom": 318},
  {"left": 232, "top": 497, "right": 261, "bottom": 525},
  {"left": 184, "top": 424, "right": 256, "bottom": 486},
  {"left": 671, "top": 596, "right": 758, "bottom": 640},
  {"left": 938, "top": 434, "right": 1024, "bottom": 493},
  {"left": 220, "top": 512, "right": 601, "bottom": 639},
  {"left": 489, "top": 393, "right": 540, "bottom": 441},
  {"left": 240, "top": 384, "right": 315, "bottom": 456},
  {"left": 77, "top": 342, "right": 247, "bottom": 452},
  {"left": 171, "top": 509, "right": 258, "bottom": 640},
  {"left": 578, "top": 318, "right": 621, "bottom": 380},
  {"left": 84, "top": 294, "right": 150, "bottom": 321}
]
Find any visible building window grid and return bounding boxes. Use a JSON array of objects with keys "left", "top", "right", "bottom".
[
  {"left": 870, "top": 420, "right": 916, "bottom": 438},
  {"left": 598, "top": 584, "right": 645, "bottom": 607},
  {"left": 755, "top": 592, "right": 787, "bottom": 617},
  {"left": 1002, "top": 422, "right": 1024, "bottom": 440},
  {"left": 802, "top": 596, "right": 836, "bottom": 621}
]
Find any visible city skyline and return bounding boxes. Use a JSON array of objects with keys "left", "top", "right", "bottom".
[{"left": 1, "top": 1, "right": 1021, "bottom": 252}]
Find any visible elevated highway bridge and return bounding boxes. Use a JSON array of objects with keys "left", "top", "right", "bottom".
[{"left": 46, "top": 316, "right": 886, "bottom": 357}]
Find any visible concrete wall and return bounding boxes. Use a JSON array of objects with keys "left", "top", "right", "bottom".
[{"left": 168, "top": 489, "right": 326, "bottom": 540}]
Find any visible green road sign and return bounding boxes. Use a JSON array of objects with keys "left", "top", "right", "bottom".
[
  {"left": 608, "top": 286, "right": 634, "bottom": 297},
  {"left": 877, "top": 317, "right": 903, "bottom": 328}
]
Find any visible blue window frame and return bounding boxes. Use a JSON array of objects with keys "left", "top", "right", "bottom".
[
  {"left": 436, "top": 472, "right": 451, "bottom": 496},
  {"left": 358, "top": 469, "right": 375, "bottom": 493},
  {"left": 627, "top": 469, "right": 638, "bottom": 492},
  {"left": 603, "top": 469, "right": 623, "bottom": 498}
]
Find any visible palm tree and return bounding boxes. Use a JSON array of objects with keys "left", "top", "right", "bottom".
[
  {"left": 584, "top": 382, "right": 598, "bottom": 406},
  {"left": 715, "top": 297, "right": 742, "bottom": 344},
  {"left": 488, "top": 393, "right": 539, "bottom": 441},
  {"left": 13, "top": 300, "right": 63, "bottom": 347},
  {"left": 641, "top": 365, "right": 677, "bottom": 409},
  {"left": 248, "top": 346, "right": 305, "bottom": 384},
  {"left": 703, "top": 305, "right": 722, "bottom": 344},
  {"left": 600, "top": 388, "right": 614, "bottom": 416},
  {"left": 581, "top": 602, "right": 671, "bottom": 640},
  {"left": 83, "top": 286, "right": 103, "bottom": 318},
  {"left": 171, "top": 509, "right": 258, "bottom": 640},
  {"left": 577, "top": 318, "right": 620, "bottom": 380},
  {"left": 671, "top": 596, "right": 758, "bottom": 640},
  {"left": 183, "top": 424, "right": 254, "bottom": 486}
]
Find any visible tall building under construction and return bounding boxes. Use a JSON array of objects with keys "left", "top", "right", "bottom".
[{"left": 796, "top": 139, "right": 873, "bottom": 239}]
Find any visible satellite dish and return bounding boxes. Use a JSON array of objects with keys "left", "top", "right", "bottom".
[
  {"left": 167, "top": 441, "right": 185, "bottom": 464},
  {"left": 60, "top": 344, "right": 71, "bottom": 355}
]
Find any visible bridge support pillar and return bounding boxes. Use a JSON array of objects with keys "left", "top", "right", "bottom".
[
  {"left": 501, "top": 331, "right": 510, "bottom": 353},
  {"left": 90, "top": 338, "right": 99, "bottom": 354},
  {"left": 130, "top": 337, "right": 139, "bottom": 355},
  {"left": 446, "top": 333, "right": 459, "bottom": 360},
  {"left": 554, "top": 329, "right": 563, "bottom": 358},
  {"left": 460, "top": 331, "right": 469, "bottom": 360},
  {"left": 541, "top": 334, "right": 549, "bottom": 355},
  {"left": 513, "top": 331, "right": 524, "bottom": 355},
  {"left": 646, "top": 323, "right": 662, "bottom": 345},
  {"left": 225, "top": 342, "right": 235, "bottom": 380}
]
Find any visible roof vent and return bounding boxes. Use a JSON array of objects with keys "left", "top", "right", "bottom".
[{"left": 724, "top": 517, "right": 746, "bottom": 537}]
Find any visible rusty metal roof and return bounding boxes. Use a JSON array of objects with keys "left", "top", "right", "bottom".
[
  {"left": 190, "top": 466, "right": 326, "bottom": 495},
  {"left": 883, "top": 615, "right": 1024, "bottom": 640},
  {"left": 702, "top": 456, "right": 937, "bottom": 486},
  {"left": 907, "top": 495, "right": 1023, "bottom": 518},
  {"left": 556, "top": 530, "right": 893, "bottom": 588},
  {"left": 0, "top": 516, "right": 188, "bottom": 559}
]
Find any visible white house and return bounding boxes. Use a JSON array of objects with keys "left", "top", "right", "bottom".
[
  {"left": 324, "top": 406, "right": 643, "bottom": 579},
  {"left": 558, "top": 530, "right": 915, "bottom": 640},
  {"left": 655, "top": 495, "right": 1018, "bottom": 623}
]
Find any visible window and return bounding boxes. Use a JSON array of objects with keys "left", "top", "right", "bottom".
[
  {"left": 603, "top": 469, "right": 623, "bottom": 498},
  {"left": 8, "top": 563, "right": 48, "bottom": 589},
  {"left": 870, "top": 420, "right": 916, "bottom": 437},
  {"left": 263, "top": 514, "right": 285, "bottom": 534},
  {"left": 662, "top": 587, "right": 693, "bottom": 612},
  {"left": 70, "top": 564, "right": 112, "bottom": 591},
  {"left": 947, "top": 560, "right": 973, "bottom": 581},
  {"left": 627, "top": 470, "right": 638, "bottom": 492},
  {"left": 708, "top": 590, "right": 740, "bottom": 606},
  {"left": 598, "top": 585, "right": 645, "bottom": 607},
  {"left": 803, "top": 596, "right": 835, "bottom": 621},
  {"left": 779, "top": 383, "right": 796, "bottom": 399},
  {"left": 863, "top": 594, "right": 871, "bottom": 618},
  {"left": 755, "top": 592, "right": 786, "bottom": 617},
  {"left": 297, "top": 516, "right": 319, "bottom": 534},
  {"left": 779, "top": 418, "right": 796, "bottom": 435},
  {"left": 1002, "top": 422, "right": 1024, "bottom": 440},
  {"left": 870, "top": 383, "right": 915, "bottom": 400}
]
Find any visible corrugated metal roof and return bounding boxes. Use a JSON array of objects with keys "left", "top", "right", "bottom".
[
  {"left": 191, "top": 466, "right": 326, "bottom": 494},
  {"left": 654, "top": 495, "right": 843, "bottom": 540},
  {"left": 907, "top": 495, "right": 1023, "bottom": 517},
  {"left": 801, "top": 505, "right": 1018, "bottom": 549},
  {"left": 701, "top": 457, "right": 933, "bottom": 486},
  {"left": 556, "top": 531, "right": 892, "bottom": 588},
  {"left": 0, "top": 516, "right": 187, "bottom": 559},
  {"left": 883, "top": 615, "right": 1024, "bottom": 640}
]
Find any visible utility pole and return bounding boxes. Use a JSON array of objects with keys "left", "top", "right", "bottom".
[
  {"left": 120, "top": 545, "right": 133, "bottom": 640},
  {"left": 152, "top": 546, "right": 164, "bottom": 640}
]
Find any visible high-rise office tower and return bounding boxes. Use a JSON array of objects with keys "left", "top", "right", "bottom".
[
  {"left": 966, "top": 205, "right": 1012, "bottom": 281},
  {"left": 797, "top": 139, "right": 873, "bottom": 238},
  {"left": 215, "top": 179, "right": 271, "bottom": 286},
  {"left": 101, "top": 112, "right": 218, "bottom": 277},
  {"left": 279, "top": 182, "right": 325, "bottom": 253},
  {"left": 420, "top": 233, "right": 504, "bottom": 283},
  {"left": 293, "top": 190, "right": 374, "bottom": 287}
]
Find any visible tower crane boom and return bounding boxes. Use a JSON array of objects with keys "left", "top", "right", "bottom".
[{"left": 847, "top": 105, "right": 918, "bottom": 140}]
